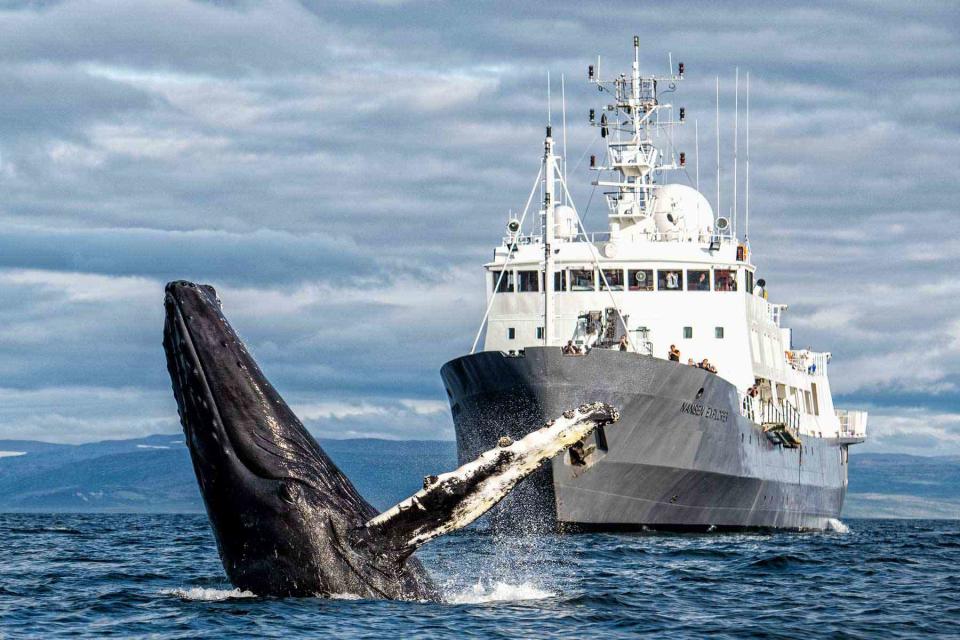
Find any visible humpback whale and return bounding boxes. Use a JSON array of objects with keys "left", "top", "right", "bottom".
[{"left": 162, "top": 281, "right": 618, "bottom": 600}]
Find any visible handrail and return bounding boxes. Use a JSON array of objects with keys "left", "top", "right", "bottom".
[{"left": 739, "top": 395, "right": 800, "bottom": 431}]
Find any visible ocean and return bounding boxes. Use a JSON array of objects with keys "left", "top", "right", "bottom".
[{"left": 1, "top": 514, "right": 957, "bottom": 638}]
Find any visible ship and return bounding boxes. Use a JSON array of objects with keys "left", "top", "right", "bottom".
[{"left": 440, "top": 37, "right": 868, "bottom": 532}]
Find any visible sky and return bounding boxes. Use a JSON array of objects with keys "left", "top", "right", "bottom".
[{"left": 0, "top": 0, "right": 957, "bottom": 453}]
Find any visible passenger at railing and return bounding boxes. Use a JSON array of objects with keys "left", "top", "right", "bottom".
[
  {"left": 747, "top": 384, "right": 759, "bottom": 398},
  {"left": 562, "top": 340, "right": 581, "bottom": 355},
  {"left": 687, "top": 358, "right": 695, "bottom": 366},
  {"left": 700, "top": 358, "right": 717, "bottom": 374},
  {"left": 668, "top": 344, "right": 681, "bottom": 362},
  {"left": 618, "top": 335, "right": 629, "bottom": 352}
]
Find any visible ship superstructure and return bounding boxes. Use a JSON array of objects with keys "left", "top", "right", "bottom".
[{"left": 442, "top": 38, "right": 867, "bottom": 531}]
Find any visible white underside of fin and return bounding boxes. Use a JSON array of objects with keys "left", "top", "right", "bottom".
[{"left": 365, "top": 402, "right": 618, "bottom": 550}]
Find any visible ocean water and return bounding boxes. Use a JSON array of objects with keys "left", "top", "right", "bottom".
[{"left": 1, "top": 514, "right": 957, "bottom": 638}]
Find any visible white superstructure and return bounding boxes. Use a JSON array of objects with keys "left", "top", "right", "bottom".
[{"left": 477, "top": 37, "right": 866, "bottom": 442}]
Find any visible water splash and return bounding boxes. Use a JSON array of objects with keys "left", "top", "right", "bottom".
[
  {"left": 825, "top": 518, "right": 850, "bottom": 534},
  {"left": 162, "top": 587, "right": 255, "bottom": 601},
  {"left": 447, "top": 579, "right": 555, "bottom": 604}
]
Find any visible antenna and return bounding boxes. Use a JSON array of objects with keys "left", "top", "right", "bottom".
[
  {"left": 733, "top": 67, "right": 739, "bottom": 238},
  {"left": 745, "top": 71, "right": 750, "bottom": 241},
  {"left": 715, "top": 76, "right": 721, "bottom": 223},
  {"left": 561, "top": 74, "right": 568, "bottom": 204},
  {"left": 547, "top": 71, "right": 552, "bottom": 125}
]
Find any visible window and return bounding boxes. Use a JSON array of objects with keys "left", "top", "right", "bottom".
[
  {"left": 600, "top": 269, "right": 624, "bottom": 291},
  {"left": 714, "top": 269, "right": 738, "bottom": 292},
  {"left": 492, "top": 270, "right": 514, "bottom": 293},
  {"left": 715, "top": 327, "right": 724, "bottom": 339},
  {"left": 683, "top": 326, "right": 693, "bottom": 339},
  {"left": 507, "top": 327, "right": 516, "bottom": 340},
  {"left": 554, "top": 270, "right": 566, "bottom": 292},
  {"left": 658, "top": 269, "right": 684, "bottom": 291},
  {"left": 689, "top": 270, "right": 710, "bottom": 291},
  {"left": 811, "top": 383, "right": 820, "bottom": 415},
  {"left": 628, "top": 269, "right": 653, "bottom": 291},
  {"left": 746, "top": 270, "right": 754, "bottom": 293},
  {"left": 536, "top": 327, "right": 544, "bottom": 340},
  {"left": 570, "top": 269, "right": 595, "bottom": 291},
  {"left": 518, "top": 270, "right": 540, "bottom": 292}
]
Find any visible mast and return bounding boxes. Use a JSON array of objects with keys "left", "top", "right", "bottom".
[
  {"left": 745, "top": 72, "right": 750, "bottom": 241},
  {"left": 543, "top": 124, "right": 556, "bottom": 346},
  {"left": 733, "top": 67, "right": 739, "bottom": 237}
]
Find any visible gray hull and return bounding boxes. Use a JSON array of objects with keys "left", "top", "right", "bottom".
[{"left": 441, "top": 347, "right": 852, "bottom": 532}]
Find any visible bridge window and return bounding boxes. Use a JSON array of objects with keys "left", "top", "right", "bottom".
[
  {"left": 689, "top": 270, "right": 710, "bottom": 291},
  {"left": 628, "top": 269, "right": 653, "bottom": 291},
  {"left": 507, "top": 327, "right": 516, "bottom": 340},
  {"left": 492, "top": 270, "right": 514, "bottom": 293},
  {"left": 554, "top": 270, "right": 566, "bottom": 292},
  {"left": 683, "top": 326, "right": 693, "bottom": 339},
  {"left": 746, "top": 270, "right": 754, "bottom": 292},
  {"left": 715, "top": 269, "right": 738, "bottom": 292},
  {"left": 570, "top": 269, "right": 595, "bottom": 291},
  {"left": 518, "top": 270, "right": 540, "bottom": 292},
  {"left": 536, "top": 327, "right": 544, "bottom": 340},
  {"left": 715, "top": 327, "right": 724, "bottom": 339},
  {"left": 600, "top": 269, "right": 624, "bottom": 291},
  {"left": 658, "top": 269, "right": 683, "bottom": 291}
]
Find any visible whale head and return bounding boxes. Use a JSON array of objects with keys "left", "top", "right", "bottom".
[{"left": 163, "top": 280, "right": 435, "bottom": 599}]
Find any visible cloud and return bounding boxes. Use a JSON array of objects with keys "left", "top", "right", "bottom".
[{"left": 0, "top": 0, "right": 957, "bottom": 450}]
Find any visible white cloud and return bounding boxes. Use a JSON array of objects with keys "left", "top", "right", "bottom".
[{"left": 0, "top": 0, "right": 956, "bottom": 451}]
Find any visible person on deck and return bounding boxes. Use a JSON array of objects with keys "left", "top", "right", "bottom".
[
  {"left": 618, "top": 336, "right": 629, "bottom": 352},
  {"left": 668, "top": 345, "right": 681, "bottom": 362}
]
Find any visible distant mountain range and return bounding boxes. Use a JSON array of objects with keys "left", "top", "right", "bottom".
[{"left": 0, "top": 435, "right": 957, "bottom": 519}]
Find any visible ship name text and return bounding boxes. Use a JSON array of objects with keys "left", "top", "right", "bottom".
[{"left": 680, "top": 401, "right": 729, "bottom": 423}]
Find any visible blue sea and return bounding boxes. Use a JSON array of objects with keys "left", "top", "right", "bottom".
[{"left": 1, "top": 515, "right": 958, "bottom": 638}]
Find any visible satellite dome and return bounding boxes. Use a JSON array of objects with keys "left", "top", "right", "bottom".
[{"left": 651, "top": 184, "right": 714, "bottom": 238}]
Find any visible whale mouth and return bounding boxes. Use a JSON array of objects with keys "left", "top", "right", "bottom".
[
  {"left": 163, "top": 281, "right": 237, "bottom": 475},
  {"left": 162, "top": 280, "right": 359, "bottom": 504},
  {"left": 163, "top": 280, "right": 290, "bottom": 483}
]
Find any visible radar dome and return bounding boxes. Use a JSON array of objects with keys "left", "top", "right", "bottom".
[{"left": 651, "top": 184, "right": 714, "bottom": 239}]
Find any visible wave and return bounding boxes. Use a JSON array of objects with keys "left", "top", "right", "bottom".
[
  {"left": 161, "top": 587, "right": 256, "bottom": 601},
  {"left": 749, "top": 553, "right": 822, "bottom": 569},
  {"left": 825, "top": 518, "right": 850, "bottom": 534},
  {"left": 446, "top": 580, "right": 556, "bottom": 604}
]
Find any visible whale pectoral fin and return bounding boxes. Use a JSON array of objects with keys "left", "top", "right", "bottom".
[{"left": 362, "top": 402, "right": 619, "bottom": 558}]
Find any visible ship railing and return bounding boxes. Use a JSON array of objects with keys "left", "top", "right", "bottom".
[
  {"left": 836, "top": 409, "right": 868, "bottom": 438},
  {"left": 502, "top": 230, "right": 739, "bottom": 248},
  {"left": 785, "top": 349, "right": 830, "bottom": 377},
  {"left": 740, "top": 395, "right": 801, "bottom": 431}
]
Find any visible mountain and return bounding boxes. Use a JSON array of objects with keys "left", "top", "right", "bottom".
[
  {"left": 0, "top": 436, "right": 957, "bottom": 519},
  {"left": 0, "top": 435, "right": 456, "bottom": 513}
]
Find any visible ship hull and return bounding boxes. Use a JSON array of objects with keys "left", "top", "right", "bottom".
[{"left": 441, "top": 347, "right": 850, "bottom": 532}]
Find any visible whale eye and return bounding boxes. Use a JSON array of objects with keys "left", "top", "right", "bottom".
[{"left": 277, "top": 483, "right": 296, "bottom": 505}]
